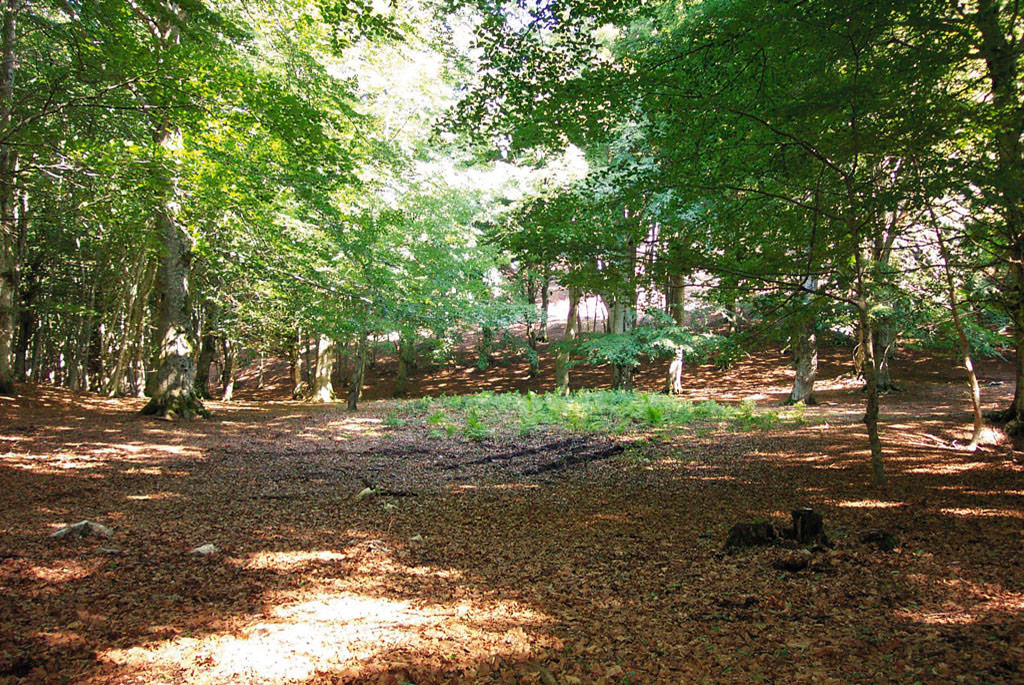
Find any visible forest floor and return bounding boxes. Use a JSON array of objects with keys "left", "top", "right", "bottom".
[{"left": 2, "top": 346, "right": 1024, "bottom": 683}]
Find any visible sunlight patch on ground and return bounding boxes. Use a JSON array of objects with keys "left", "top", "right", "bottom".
[
  {"left": 3, "top": 441, "right": 201, "bottom": 474},
  {"left": 977, "top": 427, "right": 1004, "bottom": 445},
  {"left": 29, "top": 559, "right": 103, "bottom": 585},
  {"left": 126, "top": 491, "right": 182, "bottom": 501},
  {"left": 450, "top": 483, "right": 540, "bottom": 492},
  {"left": 939, "top": 507, "right": 1024, "bottom": 520},
  {"left": 963, "top": 489, "right": 1024, "bottom": 497},
  {"left": 897, "top": 576, "right": 1024, "bottom": 626},
  {"left": 102, "top": 590, "right": 553, "bottom": 683},
  {"left": 836, "top": 499, "right": 906, "bottom": 509},
  {"left": 897, "top": 599, "right": 1024, "bottom": 625},
  {"left": 122, "top": 466, "right": 190, "bottom": 476},
  {"left": 245, "top": 550, "right": 349, "bottom": 570},
  {"left": 299, "top": 416, "right": 384, "bottom": 440},
  {"left": 907, "top": 461, "right": 991, "bottom": 475}
]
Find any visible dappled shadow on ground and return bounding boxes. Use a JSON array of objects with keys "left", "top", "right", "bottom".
[
  {"left": 1, "top": 352, "right": 1023, "bottom": 682},
  {"left": 238, "top": 339, "right": 1016, "bottom": 413}
]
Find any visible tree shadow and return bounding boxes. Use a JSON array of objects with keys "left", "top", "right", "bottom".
[{"left": 2, "top": 354, "right": 1023, "bottom": 682}]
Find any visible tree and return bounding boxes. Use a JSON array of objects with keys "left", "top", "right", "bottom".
[{"left": 452, "top": 0, "right": 962, "bottom": 484}]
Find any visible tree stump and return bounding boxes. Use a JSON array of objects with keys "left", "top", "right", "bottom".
[
  {"left": 861, "top": 529, "right": 898, "bottom": 552},
  {"left": 724, "top": 522, "right": 777, "bottom": 551},
  {"left": 789, "top": 508, "right": 828, "bottom": 546}
]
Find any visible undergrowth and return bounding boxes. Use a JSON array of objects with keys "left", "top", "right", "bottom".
[{"left": 401, "top": 390, "right": 808, "bottom": 440}]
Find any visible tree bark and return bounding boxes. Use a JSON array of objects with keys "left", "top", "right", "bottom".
[
  {"left": 11, "top": 199, "right": 32, "bottom": 381},
  {"left": 539, "top": 268, "right": 550, "bottom": 342},
  {"left": 788, "top": 319, "right": 818, "bottom": 404},
  {"left": 665, "top": 347, "right": 684, "bottom": 395},
  {"left": 667, "top": 274, "right": 686, "bottom": 326},
  {"left": 69, "top": 280, "right": 95, "bottom": 392},
  {"left": 220, "top": 337, "right": 235, "bottom": 401},
  {"left": 665, "top": 274, "right": 687, "bottom": 395},
  {"left": 873, "top": 326, "right": 897, "bottom": 392},
  {"left": 0, "top": 0, "right": 18, "bottom": 395},
  {"left": 290, "top": 329, "right": 306, "bottom": 399},
  {"left": 140, "top": 181, "right": 204, "bottom": 418},
  {"left": 310, "top": 334, "right": 334, "bottom": 403},
  {"left": 194, "top": 331, "right": 216, "bottom": 399},
  {"left": 394, "top": 332, "right": 415, "bottom": 397},
  {"left": 331, "top": 342, "right": 345, "bottom": 389},
  {"left": 526, "top": 323, "right": 540, "bottom": 378},
  {"left": 348, "top": 332, "right": 368, "bottom": 411},
  {"left": 555, "top": 286, "right": 580, "bottom": 396},
  {"left": 935, "top": 226, "right": 984, "bottom": 448},
  {"left": 138, "top": 5, "right": 204, "bottom": 418},
  {"left": 143, "top": 286, "right": 164, "bottom": 398},
  {"left": 12, "top": 290, "right": 31, "bottom": 379},
  {"left": 28, "top": 309, "right": 41, "bottom": 380},
  {"left": 610, "top": 299, "right": 634, "bottom": 391},
  {"left": 476, "top": 324, "right": 494, "bottom": 370},
  {"left": 788, "top": 276, "right": 819, "bottom": 405},
  {"left": 855, "top": 249, "right": 885, "bottom": 486},
  {"left": 970, "top": 0, "right": 1024, "bottom": 428},
  {"left": 107, "top": 254, "right": 156, "bottom": 397}
]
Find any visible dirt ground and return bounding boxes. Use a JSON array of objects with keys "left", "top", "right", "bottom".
[{"left": 1, "top": 346, "right": 1023, "bottom": 683}]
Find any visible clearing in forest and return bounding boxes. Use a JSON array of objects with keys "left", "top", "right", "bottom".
[{"left": 2, "top": 348, "right": 1023, "bottom": 683}]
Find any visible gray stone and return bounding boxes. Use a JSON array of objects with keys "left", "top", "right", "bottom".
[
  {"left": 50, "top": 520, "right": 112, "bottom": 540},
  {"left": 189, "top": 543, "right": 218, "bottom": 556}
]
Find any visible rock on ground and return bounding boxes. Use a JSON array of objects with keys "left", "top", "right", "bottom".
[{"left": 49, "top": 520, "right": 112, "bottom": 540}]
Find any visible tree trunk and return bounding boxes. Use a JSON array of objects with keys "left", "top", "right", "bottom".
[
  {"left": 310, "top": 334, "right": 334, "bottom": 403},
  {"left": 348, "top": 332, "right": 368, "bottom": 411},
  {"left": 304, "top": 334, "right": 315, "bottom": 386},
  {"left": 86, "top": 318, "right": 102, "bottom": 391},
  {"left": 69, "top": 281, "right": 95, "bottom": 392},
  {"left": 610, "top": 298, "right": 634, "bottom": 391},
  {"left": 935, "top": 226, "right": 984, "bottom": 448},
  {"left": 12, "top": 255, "right": 36, "bottom": 381},
  {"left": 555, "top": 286, "right": 580, "bottom": 396},
  {"left": 394, "top": 332, "right": 415, "bottom": 397},
  {"left": 140, "top": 182, "right": 204, "bottom": 418},
  {"left": 873, "top": 326, "right": 897, "bottom": 392},
  {"left": 290, "top": 330, "right": 306, "bottom": 399},
  {"left": 526, "top": 325, "right": 540, "bottom": 378},
  {"left": 667, "top": 274, "right": 686, "bottom": 326},
  {"left": 12, "top": 298, "right": 30, "bottom": 379},
  {"left": 788, "top": 319, "right": 818, "bottom": 404},
  {"left": 788, "top": 275, "right": 819, "bottom": 404},
  {"left": 28, "top": 311, "right": 41, "bottom": 380},
  {"left": 476, "top": 324, "right": 494, "bottom": 370},
  {"left": 971, "top": 0, "right": 1024, "bottom": 428},
  {"left": 220, "top": 338, "right": 235, "bottom": 401},
  {"left": 144, "top": 259, "right": 166, "bottom": 398},
  {"left": 665, "top": 274, "right": 687, "bottom": 395},
  {"left": 0, "top": 0, "right": 18, "bottom": 395},
  {"left": 130, "top": 312, "right": 149, "bottom": 397},
  {"left": 539, "top": 268, "right": 550, "bottom": 342},
  {"left": 854, "top": 249, "right": 885, "bottom": 486},
  {"left": 331, "top": 342, "right": 345, "bottom": 389},
  {"left": 665, "top": 346, "right": 684, "bottom": 395},
  {"left": 194, "top": 331, "right": 216, "bottom": 398},
  {"left": 107, "top": 254, "right": 156, "bottom": 397}
]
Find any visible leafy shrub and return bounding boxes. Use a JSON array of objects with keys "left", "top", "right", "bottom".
[{"left": 400, "top": 389, "right": 799, "bottom": 438}]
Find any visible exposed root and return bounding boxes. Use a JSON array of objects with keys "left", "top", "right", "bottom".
[{"left": 140, "top": 393, "right": 208, "bottom": 420}]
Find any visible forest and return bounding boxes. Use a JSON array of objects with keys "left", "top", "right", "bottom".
[{"left": 1, "top": 0, "right": 1023, "bottom": 682}]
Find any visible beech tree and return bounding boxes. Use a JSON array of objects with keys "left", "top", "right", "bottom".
[{"left": 452, "top": 0, "right": 963, "bottom": 484}]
